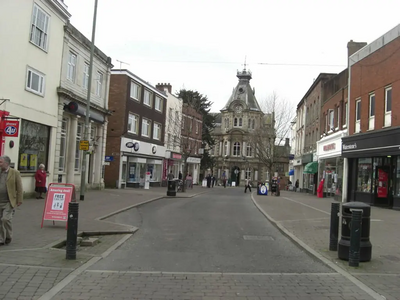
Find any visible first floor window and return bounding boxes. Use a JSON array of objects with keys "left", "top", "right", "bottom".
[
  {"left": 245, "top": 168, "right": 251, "bottom": 179},
  {"left": 369, "top": 94, "right": 375, "bottom": 117},
  {"left": 144, "top": 90, "right": 152, "bottom": 106},
  {"left": 356, "top": 99, "right": 361, "bottom": 121},
  {"left": 344, "top": 102, "right": 348, "bottom": 126},
  {"left": 26, "top": 68, "right": 45, "bottom": 95},
  {"left": 128, "top": 113, "right": 138, "bottom": 134},
  {"left": 67, "top": 52, "right": 77, "bottom": 82},
  {"left": 142, "top": 119, "right": 150, "bottom": 137},
  {"left": 224, "top": 141, "right": 228, "bottom": 155},
  {"left": 83, "top": 63, "right": 89, "bottom": 89},
  {"left": 96, "top": 72, "right": 103, "bottom": 96},
  {"left": 329, "top": 109, "right": 334, "bottom": 130},
  {"left": 59, "top": 118, "right": 68, "bottom": 172},
  {"left": 233, "top": 142, "right": 241, "bottom": 156},
  {"left": 239, "top": 118, "right": 242, "bottom": 127},
  {"left": 234, "top": 118, "right": 238, "bottom": 126},
  {"left": 75, "top": 123, "right": 83, "bottom": 171},
  {"left": 385, "top": 87, "right": 392, "bottom": 112},
  {"left": 246, "top": 144, "right": 252, "bottom": 156},
  {"left": 153, "top": 123, "right": 161, "bottom": 140},
  {"left": 18, "top": 119, "right": 50, "bottom": 172}
]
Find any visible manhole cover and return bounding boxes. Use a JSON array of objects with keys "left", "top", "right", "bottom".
[{"left": 243, "top": 235, "right": 274, "bottom": 241}]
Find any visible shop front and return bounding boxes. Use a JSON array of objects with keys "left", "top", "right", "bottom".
[
  {"left": 302, "top": 153, "right": 317, "bottom": 194},
  {"left": 293, "top": 157, "right": 302, "bottom": 190},
  {"left": 316, "top": 131, "right": 346, "bottom": 200},
  {"left": 186, "top": 156, "right": 201, "bottom": 184},
  {"left": 342, "top": 127, "right": 400, "bottom": 209},
  {"left": 120, "top": 137, "right": 166, "bottom": 188}
]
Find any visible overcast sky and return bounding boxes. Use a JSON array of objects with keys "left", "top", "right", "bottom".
[{"left": 66, "top": 0, "right": 399, "bottom": 113}]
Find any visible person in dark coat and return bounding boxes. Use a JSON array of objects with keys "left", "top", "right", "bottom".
[
  {"left": 295, "top": 179, "right": 299, "bottom": 192},
  {"left": 206, "top": 174, "right": 211, "bottom": 188},
  {"left": 211, "top": 175, "right": 216, "bottom": 187},
  {"left": 178, "top": 171, "right": 183, "bottom": 180}
]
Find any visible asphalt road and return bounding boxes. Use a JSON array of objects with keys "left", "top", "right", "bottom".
[{"left": 91, "top": 188, "right": 331, "bottom": 273}]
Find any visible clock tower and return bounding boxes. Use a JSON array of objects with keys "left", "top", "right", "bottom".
[{"left": 210, "top": 66, "right": 274, "bottom": 186}]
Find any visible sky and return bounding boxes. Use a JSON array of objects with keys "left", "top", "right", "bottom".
[{"left": 65, "top": 0, "right": 399, "bottom": 113}]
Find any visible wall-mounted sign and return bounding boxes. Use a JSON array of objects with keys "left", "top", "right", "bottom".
[
  {"left": 172, "top": 153, "right": 182, "bottom": 159},
  {"left": 4, "top": 120, "right": 19, "bottom": 137},
  {"left": 105, "top": 156, "right": 114, "bottom": 162},
  {"left": 79, "top": 140, "right": 89, "bottom": 151},
  {"left": 151, "top": 145, "right": 157, "bottom": 154},
  {"left": 126, "top": 141, "right": 140, "bottom": 151}
]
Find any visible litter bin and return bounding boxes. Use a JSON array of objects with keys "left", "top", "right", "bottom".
[
  {"left": 257, "top": 183, "right": 268, "bottom": 195},
  {"left": 338, "top": 202, "right": 372, "bottom": 262},
  {"left": 167, "top": 180, "right": 176, "bottom": 196}
]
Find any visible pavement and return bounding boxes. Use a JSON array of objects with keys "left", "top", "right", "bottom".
[
  {"left": 0, "top": 185, "right": 207, "bottom": 300},
  {"left": 252, "top": 190, "right": 400, "bottom": 300},
  {"left": 1, "top": 185, "right": 399, "bottom": 299}
]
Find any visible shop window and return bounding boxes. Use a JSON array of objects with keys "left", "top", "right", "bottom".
[
  {"left": 396, "top": 157, "right": 400, "bottom": 196},
  {"left": 357, "top": 158, "right": 372, "bottom": 192},
  {"left": 18, "top": 119, "right": 50, "bottom": 172}
]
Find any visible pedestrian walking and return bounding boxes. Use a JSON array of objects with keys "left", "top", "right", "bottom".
[
  {"left": 211, "top": 175, "right": 216, "bottom": 188},
  {"left": 0, "top": 156, "right": 23, "bottom": 246},
  {"left": 295, "top": 179, "right": 299, "bottom": 192},
  {"left": 178, "top": 171, "right": 183, "bottom": 180},
  {"left": 244, "top": 178, "right": 252, "bottom": 193},
  {"left": 222, "top": 171, "right": 227, "bottom": 188},
  {"left": 35, "top": 164, "right": 47, "bottom": 199},
  {"left": 206, "top": 174, "right": 211, "bottom": 188}
]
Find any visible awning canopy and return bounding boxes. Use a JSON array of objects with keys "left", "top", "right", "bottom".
[
  {"left": 288, "top": 169, "right": 294, "bottom": 176},
  {"left": 303, "top": 161, "right": 318, "bottom": 174}
]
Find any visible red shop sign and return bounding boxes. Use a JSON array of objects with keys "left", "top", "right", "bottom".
[{"left": 4, "top": 120, "right": 19, "bottom": 137}]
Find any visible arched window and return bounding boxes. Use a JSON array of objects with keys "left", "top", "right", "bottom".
[
  {"left": 246, "top": 144, "right": 252, "bottom": 157},
  {"left": 234, "top": 118, "right": 238, "bottom": 126},
  {"left": 233, "top": 142, "right": 241, "bottom": 156},
  {"left": 224, "top": 141, "right": 228, "bottom": 156},
  {"left": 252, "top": 119, "right": 255, "bottom": 129},
  {"left": 248, "top": 118, "right": 251, "bottom": 127},
  {"left": 239, "top": 118, "right": 242, "bottom": 126}
]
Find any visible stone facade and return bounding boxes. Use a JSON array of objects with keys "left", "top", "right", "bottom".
[{"left": 210, "top": 68, "right": 275, "bottom": 186}]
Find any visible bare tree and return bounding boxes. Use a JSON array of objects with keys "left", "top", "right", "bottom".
[{"left": 249, "top": 92, "right": 295, "bottom": 182}]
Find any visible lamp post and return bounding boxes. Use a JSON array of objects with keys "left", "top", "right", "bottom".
[{"left": 80, "top": 0, "right": 98, "bottom": 201}]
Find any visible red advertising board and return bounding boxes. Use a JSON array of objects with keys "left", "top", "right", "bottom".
[
  {"left": 41, "top": 183, "right": 75, "bottom": 228},
  {"left": 4, "top": 120, "right": 19, "bottom": 137},
  {"left": 377, "top": 169, "right": 388, "bottom": 198}
]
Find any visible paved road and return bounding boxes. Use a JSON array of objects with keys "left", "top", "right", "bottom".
[{"left": 51, "top": 188, "right": 377, "bottom": 299}]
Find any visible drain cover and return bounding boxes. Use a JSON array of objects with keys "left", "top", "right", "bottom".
[{"left": 243, "top": 235, "right": 274, "bottom": 241}]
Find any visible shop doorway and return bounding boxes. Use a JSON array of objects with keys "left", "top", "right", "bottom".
[
  {"left": 374, "top": 166, "right": 390, "bottom": 206},
  {"left": 231, "top": 166, "right": 240, "bottom": 186}
]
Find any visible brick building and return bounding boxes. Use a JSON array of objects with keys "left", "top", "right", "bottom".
[
  {"left": 105, "top": 69, "right": 167, "bottom": 188},
  {"left": 342, "top": 24, "right": 400, "bottom": 209}
]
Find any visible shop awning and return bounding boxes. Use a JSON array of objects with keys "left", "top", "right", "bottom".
[
  {"left": 303, "top": 161, "right": 318, "bottom": 174},
  {"left": 288, "top": 169, "right": 294, "bottom": 176}
]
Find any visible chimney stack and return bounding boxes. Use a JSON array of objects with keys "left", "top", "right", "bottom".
[
  {"left": 156, "top": 83, "right": 172, "bottom": 94},
  {"left": 347, "top": 40, "right": 367, "bottom": 59}
]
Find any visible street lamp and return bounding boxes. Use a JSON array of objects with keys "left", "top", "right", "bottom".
[{"left": 80, "top": 0, "right": 98, "bottom": 201}]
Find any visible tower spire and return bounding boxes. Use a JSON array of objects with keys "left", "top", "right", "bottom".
[{"left": 242, "top": 56, "right": 247, "bottom": 71}]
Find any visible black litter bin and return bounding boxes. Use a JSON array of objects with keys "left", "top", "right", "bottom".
[
  {"left": 338, "top": 202, "right": 372, "bottom": 262},
  {"left": 167, "top": 180, "right": 176, "bottom": 196}
]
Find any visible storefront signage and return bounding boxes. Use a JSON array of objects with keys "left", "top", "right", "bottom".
[
  {"left": 126, "top": 141, "right": 140, "bottom": 151},
  {"left": 152, "top": 145, "right": 157, "bottom": 154},
  {"left": 172, "top": 153, "right": 182, "bottom": 159},
  {"left": 343, "top": 143, "right": 357, "bottom": 150},
  {"left": 4, "top": 120, "right": 19, "bottom": 137},
  {"left": 41, "top": 183, "right": 75, "bottom": 228},
  {"left": 105, "top": 156, "right": 114, "bottom": 162},
  {"left": 187, "top": 157, "right": 201, "bottom": 164},
  {"left": 323, "top": 143, "right": 336, "bottom": 151}
]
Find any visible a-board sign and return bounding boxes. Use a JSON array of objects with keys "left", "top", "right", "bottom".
[
  {"left": 79, "top": 140, "right": 89, "bottom": 150},
  {"left": 41, "top": 183, "right": 75, "bottom": 228}
]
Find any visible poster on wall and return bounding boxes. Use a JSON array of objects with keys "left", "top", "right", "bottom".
[{"left": 377, "top": 169, "right": 388, "bottom": 198}]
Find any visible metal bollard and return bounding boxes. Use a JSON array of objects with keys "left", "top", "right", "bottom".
[
  {"left": 66, "top": 202, "right": 79, "bottom": 260},
  {"left": 349, "top": 209, "right": 363, "bottom": 267},
  {"left": 329, "top": 202, "right": 340, "bottom": 251}
]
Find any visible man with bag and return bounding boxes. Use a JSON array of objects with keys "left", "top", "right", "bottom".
[{"left": 0, "top": 156, "right": 23, "bottom": 246}]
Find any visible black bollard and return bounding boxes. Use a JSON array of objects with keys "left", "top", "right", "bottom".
[
  {"left": 66, "top": 202, "right": 79, "bottom": 260},
  {"left": 329, "top": 202, "right": 340, "bottom": 251},
  {"left": 349, "top": 209, "right": 363, "bottom": 267}
]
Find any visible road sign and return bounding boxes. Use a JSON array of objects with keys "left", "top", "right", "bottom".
[
  {"left": 79, "top": 140, "right": 89, "bottom": 150},
  {"left": 105, "top": 156, "right": 114, "bottom": 162}
]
